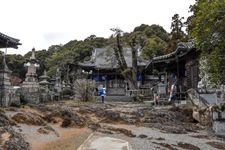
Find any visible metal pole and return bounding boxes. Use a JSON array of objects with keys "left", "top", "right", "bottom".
[
  {"left": 176, "top": 55, "right": 179, "bottom": 79},
  {"left": 176, "top": 54, "right": 180, "bottom": 100},
  {"left": 98, "top": 68, "right": 99, "bottom": 87},
  {"left": 116, "top": 70, "right": 117, "bottom": 88}
]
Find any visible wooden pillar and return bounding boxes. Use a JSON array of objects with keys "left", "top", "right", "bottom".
[{"left": 176, "top": 55, "right": 180, "bottom": 93}]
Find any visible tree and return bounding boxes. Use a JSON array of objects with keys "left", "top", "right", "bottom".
[
  {"left": 73, "top": 79, "right": 96, "bottom": 102},
  {"left": 167, "top": 13, "right": 187, "bottom": 53},
  {"left": 187, "top": 0, "right": 225, "bottom": 85},
  {"left": 5, "top": 54, "right": 26, "bottom": 78},
  {"left": 111, "top": 28, "right": 138, "bottom": 90},
  {"left": 131, "top": 24, "right": 169, "bottom": 59},
  {"left": 141, "top": 36, "right": 167, "bottom": 59},
  {"left": 47, "top": 35, "right": 108, "bottom": 84}
]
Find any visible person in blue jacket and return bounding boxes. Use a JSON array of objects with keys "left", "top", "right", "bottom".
[{"left": 99, "top": 85, "right": 106, "bottom": 103}]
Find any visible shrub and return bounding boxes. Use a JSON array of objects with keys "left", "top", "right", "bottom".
[{"left": 73, "top": 79, "right": 96, "bottom": 102}]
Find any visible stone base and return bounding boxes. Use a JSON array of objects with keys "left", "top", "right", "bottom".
[
  {"left": 21, "top": 82, "right": 40, "bottom": 104},
  {"left": 212, "top": 111, "right": 225, "bottom": 137},
  {"left": 213, "top": 121, "right": 225, "bottom": 137},
  {"left": 0, "top": 86, "right": 20, "bottom": 107},
  {"left": 0, "top": 71, "right": 20, "bottom": 107},
  {"left": 107, "top": 88, "right": 126, "bottom": 96}
]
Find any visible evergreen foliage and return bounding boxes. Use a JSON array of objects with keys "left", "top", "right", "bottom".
[{"left": 187, "top": 0, "right": 225, "bottom": 85}]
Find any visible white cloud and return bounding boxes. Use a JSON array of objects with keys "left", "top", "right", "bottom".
[{"left": 0, "top": 0, "right": 195, "bottom": 55}]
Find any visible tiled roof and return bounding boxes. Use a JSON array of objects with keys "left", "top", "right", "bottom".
[
  {"left": 79, "top": 47, "right": 147, "bottom": 69},
  {"left": 0, "top": 32, "right": 21, "bottom": 49},
  {"left": 145, "top": 42, "right": 195, "bottom": 69}
]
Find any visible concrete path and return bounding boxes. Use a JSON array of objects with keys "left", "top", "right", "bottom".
[{"left": 77, "top": 133, "right": 131, "bottom": 150}]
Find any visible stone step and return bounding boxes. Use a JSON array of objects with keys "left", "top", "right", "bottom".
[
  {"left": 96, "top": 96, "right": 132, "bottom": 102},
  {"left": 77, "top": 133, "right": 131, "bottom": 150}
]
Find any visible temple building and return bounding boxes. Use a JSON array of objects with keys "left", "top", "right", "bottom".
[
  {"left": 0, "top": 32, "right": 21, "bottom": 106},
  {"left": 145, "top": 42, "right": 199, "bottom": 98},
  {"left": 79, "top": 47, "right": 147, "bottom": 96},
  {"left": 21, "top": 48, "right": 40, "bottom": 104}
]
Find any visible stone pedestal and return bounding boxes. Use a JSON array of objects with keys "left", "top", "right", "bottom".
[
  {"left": 21, "top": 82, "right": 40, "bottom": 104},
  {"left": 212, "top": 111, "right": 225, "bottom": 137},
  {"left": 0, "top": 69, "right": 20, "bottom": 107}
]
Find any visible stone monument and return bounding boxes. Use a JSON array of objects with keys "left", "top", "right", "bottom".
[
  {"left": 0, "top": 54, "right": 20, "bottom": 106},
  {"left": 39, "top": 70, "right": 50, "bottom": 102},
  {"left": 54, "top": 68, "right": 62, "bottom": 93},
  {"left": 21, "top": 48, "right": 40, "bottom": 104}
]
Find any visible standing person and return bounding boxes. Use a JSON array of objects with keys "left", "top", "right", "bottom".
[{"left": 99, "top": 85, "right": 106, "bottom": 103}]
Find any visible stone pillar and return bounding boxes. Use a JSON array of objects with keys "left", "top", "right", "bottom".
[
  {"left": 0, "top": 68, "right": 12, "bottom": 107},
  {"left": 54, "top": 68, "right": 62, "bottom": 93}
]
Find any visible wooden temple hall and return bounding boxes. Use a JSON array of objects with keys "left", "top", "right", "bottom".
[
  {"left": 145, "top": 42, "right": 199, "bottom": 98},
  {"left": 79, "top": 47, "right": 147, "bottom": 96},
  {"left": 79, "top": 43, "right": 199, "bottom": 97}
]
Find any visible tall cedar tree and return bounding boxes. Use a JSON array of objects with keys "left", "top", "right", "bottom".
[{"left": 167, "top": 14, "right": 187, "bottom": 53}]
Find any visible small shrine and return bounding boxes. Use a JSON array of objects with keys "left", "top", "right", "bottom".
[{"left": 21, "top": 48, "right": 40, "bottom": 104}]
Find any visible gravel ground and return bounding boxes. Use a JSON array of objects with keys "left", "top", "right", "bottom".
[
  {"left": 97, "top": 124, "right": 225, "bottom": 150},
  {"left": 2, "top": 101, "right": 225, "bottom": 150}
]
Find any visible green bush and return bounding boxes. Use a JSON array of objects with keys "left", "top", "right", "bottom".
[{"left": 212, "top": 103, "right": 225, "bottom": 112}]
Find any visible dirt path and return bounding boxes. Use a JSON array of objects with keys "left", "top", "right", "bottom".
[
  {"left": 40, "top": 127, "right": 92, "bottom": 150},
  {"left": 13, "top": 124, "right": 92, "bottom": 150}
]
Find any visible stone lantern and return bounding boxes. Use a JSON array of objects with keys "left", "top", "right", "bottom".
[{"left": 39, "top": 70, "right": 50, "bottom": 102}]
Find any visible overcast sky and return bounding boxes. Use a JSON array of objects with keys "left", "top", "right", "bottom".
[{"left": 0, "top": 0, "right": 195, "bottom": 55}]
